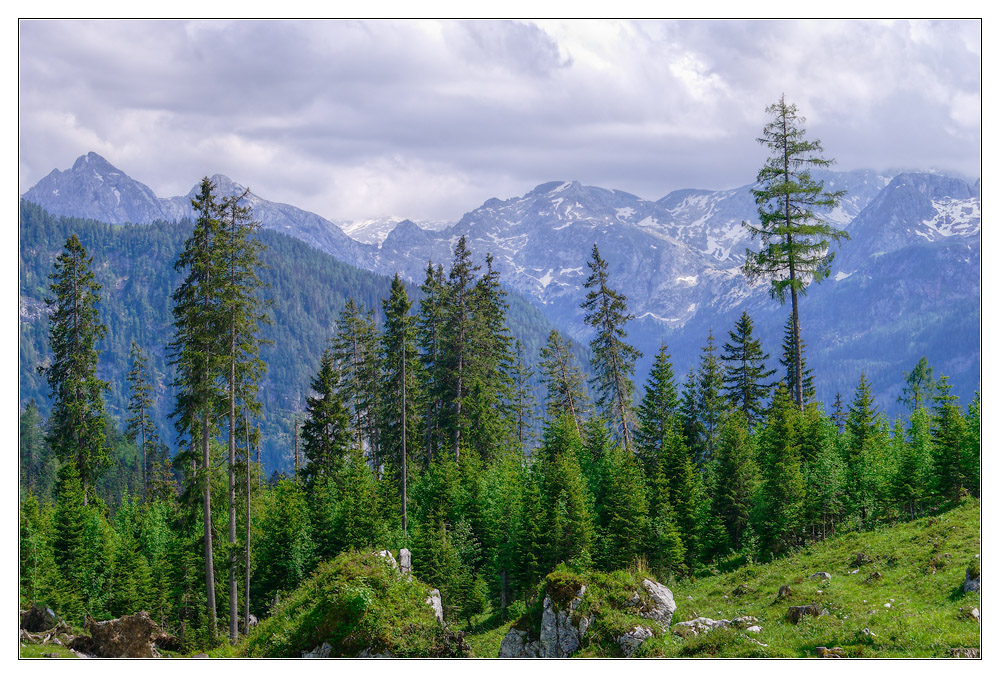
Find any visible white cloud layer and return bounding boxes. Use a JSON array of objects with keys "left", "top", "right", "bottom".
[{"left": 18, "top": 19, "right": 981, "bottom": 222}]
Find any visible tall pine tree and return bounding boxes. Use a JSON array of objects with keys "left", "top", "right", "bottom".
[
  {"left": 581, "top": 245, "right": 641, "bottom": 449},
  {"left": 742, "top": 95, "right": 847, "bottom": 411},
  {"left": 44, "top": 234, "right": 110, "bottom": 506},
  {"left": 721, "top": 311, "right": 775, "bottom": 427}
]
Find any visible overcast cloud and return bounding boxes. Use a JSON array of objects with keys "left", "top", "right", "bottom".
[{"left": 18, "top": 19, "right": 981, "bottom": 222}]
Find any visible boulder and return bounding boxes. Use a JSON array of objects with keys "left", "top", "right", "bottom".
[
  {"left": 302, "top": 642, "right": 333, "bottom": 658},
  {"left": 539, "top": 585, "right": 589, "bottom": 657},
  {"left": 672, "top": 615, "right": 758, "bottom": 638},
  {"left": 70, "top": 611, "right": 178, "bottom": 658},
  {"left": 618, "top": 626, "right": 653, "bottom": 657},
  {"left": 399, "top": 548, "right": 412, "bottom": 576},
  {"left": 786, "top": 604, "right": 825, "bottom": 625},
  {"left": 637, "top": 579, "right": 676, "bottom": 628},
  {"left": 426, "top": 589, "right": 444, "bottom": 624},
  {"left": 810, "top": 572, "right": 832, "bottom": 582},
  {"left": 777, "top": 585, "right": 792, "bottom": 599},
  {"left": 20, "top": 605, "right": 59, "bottom": 633}
]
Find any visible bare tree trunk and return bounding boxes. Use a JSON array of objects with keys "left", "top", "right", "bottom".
[
  {"left": 244, "top": 411, "right": 252, "bottom": 635},
  {"left": 228, "top": 354, "right": 238, "bottom": 644},
  {"left": 202, "top": 414, "right": 217, "bottom": 641},
  {"left": 402, "top": 343, "right": 408, "bottom": 538}
]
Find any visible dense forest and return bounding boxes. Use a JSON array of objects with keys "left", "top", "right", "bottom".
[{"left": 19, "top": 99, "right": 980, "bottom": 656}]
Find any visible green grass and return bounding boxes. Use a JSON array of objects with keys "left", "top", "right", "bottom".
[
  {"left": 464, "top": 498, "right": 981, "bottom": 658},
  {"left": 644, "top": 498, "right": 981, "bottom": 658},
  {"left": 19, "top": 643, "right": 78, "bottom": 658}
]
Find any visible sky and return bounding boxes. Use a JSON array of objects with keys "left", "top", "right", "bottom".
[{"left": 18, "top": 19, "right": 982, "bottom": 223}]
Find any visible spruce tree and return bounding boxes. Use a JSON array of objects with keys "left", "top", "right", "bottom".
[
  {"left": 779, "top": 313, "right": 815, "bottom": 404},
  {"left": 596, "top": 445, "right": 648, "bottom": 570},
  {"left": 742, "top": 95, "right": 847, "bottom": 410},
  {"left": 845, "top": 373, "right": 878, "bottom": 522},
  {"left": 831, "top": 391, "right": 847, "bottom": 434},
  {"left": 931, "top": 399, "right": 970, "bottom": 503},
  {"left": 754, "top": 385, "right": 805, "bottom": 556},
  {"left": 898, "top": 357, "right": 936, "bottom": 412},
  {"left": 301, "top": 346, "right": 352, "bottom": 483},
  {"left": 331, "top": 299, "right": 381, "bottom": 465},
  {"left": 695, "top": 329, "right": 725, "bottom": 465},
  {"left": 44, "top": 234, "right": 110, "bottom": 505},
  {"left": 721, "top": 312, "right": 775, "bottom": 426},
  {"left": 538, "top": 329, "right": 588, "bottom": 436},
  {"left": 417, "top": 262, "right": 447, "bottom": 465},
  {"left": 168, "top": 177, "right": 224, "bottom": 640},
  {"left": 581, "top": 244, "right": 642, "bottom": 449},
  {"left": 636, "top": 344, "right": 679, "bottom": 474},
  {"left": 217, "top": 191, "right": 270, "bottom": 641},
  {"left": 441, "top": 237, "right": 480, "bottom": 462},
  {"left": 379, "top": 274, "right": 423, "bottom": 537},
  {"left": 511, "top": 339, "right": 536, "bottom": 452},
  {"left": 708, "top": 410, "right": 759, "bottom": 553},
  {"left": 125, "top": 342, "right": 159, "bottom": 501}
]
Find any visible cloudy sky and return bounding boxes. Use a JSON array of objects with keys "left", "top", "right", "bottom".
[{"left": 18, "top": 19, "right": 981, "bottom": 223}]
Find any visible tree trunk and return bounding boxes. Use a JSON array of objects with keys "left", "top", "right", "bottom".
[
  {"left": 202, "top": 414, "right": 217, "bottom": 641},
  {"left": 244, "top": 411, "right": 252, "bottom": 636},
  {"left": 402, "top": 343, "right": 408, "bottom": 538},
  {"left": 228, "top": 352, "right": 238, "bottom": 644}
]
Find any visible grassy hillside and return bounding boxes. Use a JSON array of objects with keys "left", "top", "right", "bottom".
[{"left": 467, "top": 498, "right": 981, "bottom": 658}]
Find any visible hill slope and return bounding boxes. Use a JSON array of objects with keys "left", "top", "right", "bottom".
[{"left": 467, "top": 499, "right": 981, "bottom": 658}]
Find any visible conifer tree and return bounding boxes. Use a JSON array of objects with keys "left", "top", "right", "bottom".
[
  {"left": 721, "top": 312, "right": 775, "bottom": 426},
  {"left": 417, "top": 262, "right": 447, "bottom": 465},
  {"left": 754, "top": 385, "right": 805, "bottom": 556},
  {"left": 512, "top": 471, "right": 546, "bottom": 599},
  {"left": 441, "top": 237, "right": 480, "bottom": 462},
  {"left": 779, "top": 313, "right": 815, "bottom": 404},
  {"left": 537, "top": 415, "right": 594, "bottom": 569},
  {"left": 511, "top": 340, "right": 536, "bottom": 451},
  {"left": 125, "top": 342, "right": 159, "bottom": 500},
  {"left": 538, "top": 330, "right": 588, "bottom": 435},
  {"left": 596, "top": 445, "right": 648, "bottom": 570},
  {"left": 898, "top": 357, "right": 936, "bottom": 412},
  {"left": 20, "top": 402, "right": 57, "bottom": 502},
  {"left": 331, "top": 299, "right": 381, "bottom": 465},
  {"left": 695, "top": 329, "right": 725, "bottom": 465},
  {"left": 931, "top": 399, "right": 970, "bottom": 503},
  {"left": 831, "top": 391, "right": 847, "bottom": 434},
  {"left": 895, "top": 406, "right": 932, "bottom": 518},
  {"left": 379, "top": 274, "right": 423, "bottom": 537},
  {"left": 964, "top": 392, "right": 980, "bottom": 497},
  {"left": 168, "top": 177, "right": 224, "bottom": 640},
  {"left": 301, "top": 346, "right": 352, "bottom": 482},
  {"left": 647, "top": 469, "right": 686, "bottom": 575},
  {"left": 464, "top": 253, "right": 516, "bottom": 460},
  {"left": 743, "top": 95, "right": 847, "bottom": 411},
  {"left": 581, "top": 244, "right": 642, "bottom": 449},
  {"left": 217, "top": 191, "right": 270, "bottom": 641},
  {"left": 708, "top": 410, "right": 759, "bottom": 552},
  {"left": 44, "top": 234, "right": 110, "bottom": 505},
  {"left": 636, "top": 344, "right": 679, "bottom": 474},
  {"left": 678, "top": 367, "right": 704, "bottom": 463},
  {"left": 845, "top": 373, "right": 878, "bottom": 521},
  {"left": 655, "top": 419, "right": 701, "bottom": 566}
]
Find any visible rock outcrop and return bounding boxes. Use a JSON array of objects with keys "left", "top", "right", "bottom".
[
  {"left": 618, "top": 626, "right": 654, "bottom": 657},
  {"left": 635, "top": 578, "right": 676, "bottom": 628},
  {"left": 672, "top": 615, "right": 758, "bottom": 638},
  {"left": 426, "top": 589, "right": 444, "bottom": 624},
  {"left": 964, "top": 563, "right": 980, "bottom": 593},
  {"left": 20, "top": 605, "right": 59, "bottom": 633}
]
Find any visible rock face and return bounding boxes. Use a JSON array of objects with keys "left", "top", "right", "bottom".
[
  {"left": 426, "top": 589, "right": 444, "bottom": 624},
  {"left": 637, "top": 578, "right": 677, "bottom": 628},
  {"left": 618, "top": 626, "right": 653, "bottom": 657},
  {"left": 499, "top": 583, "right": 592, "bottom": 658},
  {"left": 302, "top": 642, "right": 333, "bottom": 658},
  {"left": 69, "top": 611, "right": 178, "bottom": 658}
]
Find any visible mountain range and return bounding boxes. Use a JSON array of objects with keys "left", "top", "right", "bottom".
[{"left": 20, "top": 152, "right": 981, "bottom": 419}]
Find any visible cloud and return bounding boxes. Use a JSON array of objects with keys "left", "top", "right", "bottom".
[{"left": 18, "top": 19, "right": 981, "bottom": 221}]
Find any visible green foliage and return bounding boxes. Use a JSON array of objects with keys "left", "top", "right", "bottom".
[
  {"left": 538, "top": 329, "right": 588, "bottom": 434},
  {"left": 300, "top": 347, "right": 351, "bottom": 483},
  {"left": 635, "top": 343, "right": 679, "bottom": 474},
  {"left": 44, "top": 234, "right": 110, "bottom": 499},
  {"left": 721, "top": 311, "right": 775, "bottom": 426},
  {"left": 253, "top": 478, "right": 315, "bottom": 612},
  {"left": 581, "top": 244, "right": 641, "bottom": 449},
  {"left": 706, "top": 410, "right": 759, "bottom": 556},
  {"left": 242, "top": 551, "right": 471, "bottom": 657}
]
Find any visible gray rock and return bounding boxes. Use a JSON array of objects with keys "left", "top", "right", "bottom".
[
  {"left": 639, "top": 579, "right": 677, "bottom": 628},
  {"left": 745, "top": 625, "right": 762, "bottom": 634},
  {"left": 787, "top": 604, "right": 824, "bottom": 624},
  {"left": 375, "top": 550, "right": 398, "bottom": 570},
  {"left": 810, "top": 572, "right": 832, "bottom": 582},
  {"left": 672, "top": 617, "right": 731, "bottom": 637},
  {"left": 426, "top": 589, "right": 444, "bottom": 624},
  {"left": 357, "top": 648, "right": 393, "bottom": 658},
  {"left": 618, "top": 626, "right": 653, "bottom": 657},
  {"left": 20, "top": 605, "right": 59, "bottom": 633},
  {"left": 540, "top": 585, "right": 588, "bottom": 657},
  {"left": 302, "top": 642, "right": 333, "bottom": 658},
  {"left": 399, "top": 548, "right": 412, "bottom": 575}
]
